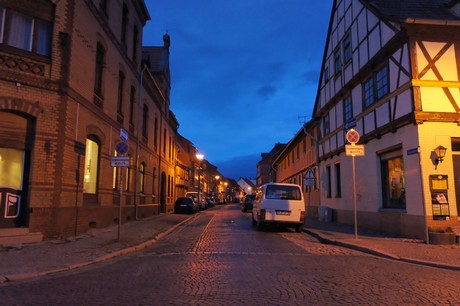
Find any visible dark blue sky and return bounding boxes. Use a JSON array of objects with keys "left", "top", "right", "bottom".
[{"left": 143, "top": 1, "right": 331, "bottom": 166}]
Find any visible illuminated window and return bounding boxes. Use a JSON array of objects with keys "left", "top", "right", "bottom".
[
  {"left": 381, "top": 150, "right": 405, "bottom": 209},
  {"left": 112, "top": 150, "right": 118, "bottom": 190},
  {"left": 140, "top": 162, "right": 145, "bottom": 193},
  {"left": 0, "top": 148, "right": 24, "bottom": 190},
  {"left": 84, "top": 137, "right": 100, "bottom": 194}
]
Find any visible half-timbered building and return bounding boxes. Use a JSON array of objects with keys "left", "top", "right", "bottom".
[{"left": 314, "top": 0, "right": 460, "bottom": 239}]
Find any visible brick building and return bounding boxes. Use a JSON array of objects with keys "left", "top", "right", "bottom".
[{"left": 0, "top": 0, "right": 178, "bottom": 239}]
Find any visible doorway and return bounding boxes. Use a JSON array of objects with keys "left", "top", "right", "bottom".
[{"left": 0, "top": 111, "right": 33, "bottom": 228}]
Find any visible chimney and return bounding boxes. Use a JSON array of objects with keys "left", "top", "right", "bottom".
[{"left": 163, "top": 33, "right": 171, "bottom": 50}]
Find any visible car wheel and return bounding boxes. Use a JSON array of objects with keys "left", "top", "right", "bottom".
[
  {"left": 252, "top": 216, "right": 257, "bottom": 226},
  {"left": 295, "top": 225, "right": 303, "bottom": 233}
]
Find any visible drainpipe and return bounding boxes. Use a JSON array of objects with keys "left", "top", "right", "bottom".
[{"left": 134, "top": 64, "right": 148, "bottom": 221}]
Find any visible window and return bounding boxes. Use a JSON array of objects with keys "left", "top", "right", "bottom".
[
  {"left": 140, "top": 162, "right": 145, "bottom": 193},
  {"left": 343, "top": 33, "right": 352, "bottom": 64},
  {"left": 84, "top": 137, "right": 100, "bottom": 194},
  {"left": 381, "top": 150, "right": 405, "bottom": 209},
  {"left": 121, "top": 3, "right": 128, "bottom": 45},
  {"left": 363, "top": 64, "right": 389, "bottom": 108},
  {"left": 343, "top": 96, "right": 353, "bottom": 122},
  {"left": 334, "top": 48, "right": 341, "bottom": 75},
  {"left": 376, "top": 66, "right": 389, "bottom": 99},
  {"left": 0, "top": 7, "right": 52, "bottom": 57},
  {"left": 100, "top": 0, "right": 108, "bottom": 15},
  {"left": 334, "top": 163, "right": 341, "bottom": 197},
  {"left": 132, "top": 26, "right": 138, "bottom": 62},
  {"left": 94, "top": 43, "right": 105, "bottom": 96},
  {"left": 265, "top": 185, "right": 301, "bottom": 200},
  {"left": 142, "top": 105, "right": 148, "bottom": 138},
  {"left": 113, "top": 150, "right": 118, "bottom": 190},
  {"left": 117, "top": 71, "right": 125, "bottom": 115},
  {"left": 326, "top": 165, "right": 332, "bottom": 198},
  {"left": 129, "top": 85, "right": 136, "bottom": 125},
  {"left": 163, "top": 128, "right": 166, "bottom": 154},
  {"left": 154, "top": 117, "right": 158, "bottom": 147},
  {"left": 363, "top": 78, "right": 374, "bottom": 108},
  {"left": 323, "top": 112, "right": 330, "bottom": 136}
]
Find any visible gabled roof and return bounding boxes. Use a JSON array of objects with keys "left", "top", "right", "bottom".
[
  {"left": 257, "top": 143, "right": 286, "bottom": 166},
  {"left": 363, "top": 0, "right": 460, "bottom": 23},
  {"left": 312, "top": 0, "right": 460, "bottom": 119}
]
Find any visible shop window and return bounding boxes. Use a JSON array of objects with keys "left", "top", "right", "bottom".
[
  {"left": 381, "top": 150, "right": 405, "bottom": 209},
  {"left": 84, "top": 137, "right": 100, "bottom": 194}
]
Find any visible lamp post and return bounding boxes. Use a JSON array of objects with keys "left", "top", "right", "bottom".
[
  {"left": 196, "top": 153, "right": 204, "bottom": 205},
  {"left": 214, "top": 175, "right": 220, "bottom": 199}
]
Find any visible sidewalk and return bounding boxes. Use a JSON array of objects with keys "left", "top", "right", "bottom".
[{"left": 1, "top": 213, "right": 459, "bottom": 284}]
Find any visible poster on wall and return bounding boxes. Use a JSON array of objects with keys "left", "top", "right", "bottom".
[{"left": 429, "top": 175, "right": 450, "bottom": 220}]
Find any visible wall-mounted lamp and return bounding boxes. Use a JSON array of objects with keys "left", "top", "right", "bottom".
[{"left": 434, "top": 145, "right": 447, "bottom": 164}]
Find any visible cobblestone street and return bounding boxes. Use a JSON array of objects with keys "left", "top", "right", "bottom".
[{"left": 1, "top": 204, "right": 459, "bottom": 305}]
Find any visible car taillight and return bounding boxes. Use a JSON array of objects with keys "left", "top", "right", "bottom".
[{"left": 300, "top": 211, "right": 306, "bottom": 222}]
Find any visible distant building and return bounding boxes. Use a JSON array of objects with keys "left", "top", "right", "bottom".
[
  {"left": 256, "top": 143, "right": 286, "bottom": 185},
  {"left": 237, "top": 177, "right": 256, "bottom": 199},
  {"left": 272, "top": 121, "right": 320, "bottom": 219}
]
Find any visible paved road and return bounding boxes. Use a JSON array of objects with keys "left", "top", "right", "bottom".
[{"left": 1, "top": 204, "right": 459, "bottom": 305}]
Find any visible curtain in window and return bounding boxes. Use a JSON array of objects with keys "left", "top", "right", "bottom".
[
  {"left": 6, "top": 11, "right": 33, "bottom": 51},
  {"left": 36, "top": 20, "right": 52, "bottom": 56}
]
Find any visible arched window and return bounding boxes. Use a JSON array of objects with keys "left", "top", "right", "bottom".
[{"left": 84, "top": 136, "right": 100, "bottom": 194}]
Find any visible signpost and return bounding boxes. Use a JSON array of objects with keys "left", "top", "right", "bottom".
[
  {"left": 112, "top": 130, "right": 129, "bottom": 241},
  {"left": 345, "top": 128, "right": 364, "bottom": 240},
  {"left": 303, "top": 167, "right": 316, "bottom": 222}
]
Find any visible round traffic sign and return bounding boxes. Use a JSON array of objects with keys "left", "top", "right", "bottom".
[
  {"left": 116, "top": 141, "right": 129, "bottom": 155},
  {"left": 346, "top": 128, "right": 360, "bottom": 144}
]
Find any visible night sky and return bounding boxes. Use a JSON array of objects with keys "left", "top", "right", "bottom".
[{"left": 142, "top": 1, "right": 331, "bottom": 177}]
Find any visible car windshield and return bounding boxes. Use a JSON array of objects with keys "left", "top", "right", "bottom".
[{"left": 265, "top": 185, "right": 301, "bottom": 200}]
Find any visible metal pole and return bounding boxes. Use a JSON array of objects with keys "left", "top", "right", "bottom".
[
  {"left": 417, "top": 146, "right": 429, "bottom": 244},
  {"left": 118, "top": 169, "right": 123, "bottom": 241},
  {"left": 352, "top": 155, "right": 358, "bottom": 240}
]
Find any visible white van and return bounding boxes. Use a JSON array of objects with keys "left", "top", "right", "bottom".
[{"left": 252, "top": 183, "right": 305, "bottom": 232}]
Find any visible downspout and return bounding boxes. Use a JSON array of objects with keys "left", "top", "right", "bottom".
[{"left": 134, "top": 64, "right": 148, "bottom": 221}]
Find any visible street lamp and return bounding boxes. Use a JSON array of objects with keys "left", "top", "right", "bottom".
[
  {"left": 196, "top": 153, "right": 204, "bottom": 205},
  {"left": 214, "top": 175, "right": 220, "bottom": 199}
]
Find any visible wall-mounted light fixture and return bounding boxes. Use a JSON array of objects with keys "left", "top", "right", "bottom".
[{"left": 434, "top": 145, "right": 447, "bottom": 164}]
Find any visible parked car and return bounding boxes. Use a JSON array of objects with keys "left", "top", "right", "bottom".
[
  {"left": 174, "top": 197, "right": 198, "bottom": 214},
  {"left": 185, "top": 192, "right": 206, "bottom": 210},
  {"left": 241, "top": 194, "right": 255, "bottom": 212},
  {"left": 206, "top": 197, "right": 215, "bottom": 208},
  {"left": 252, "top": 183, "right": 305, "bottom": 232}
]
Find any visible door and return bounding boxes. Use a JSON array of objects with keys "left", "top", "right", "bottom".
[{"left": 0, "top": 111, "right": 33, "bottom": 228}]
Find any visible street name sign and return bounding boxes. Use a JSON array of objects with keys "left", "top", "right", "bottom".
[
  {"left": 345, "top": 144, "right": 365, "bottom": 156},
  {"left": 111, "top": 156, "right": 130, "bottom": 167}
]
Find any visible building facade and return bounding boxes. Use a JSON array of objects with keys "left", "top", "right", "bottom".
[
  {"left": 272, "top": 122, "right": 320, "bottom": 219},
  {"left": 0, "top": 0, "right": 178, "bottom": 239},
  {"left": 314, "top": 0, "right": 460, "bottom": 239}
]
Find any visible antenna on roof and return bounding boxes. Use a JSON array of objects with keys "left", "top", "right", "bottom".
[{"left": 298, "top": 115, "right": 308, "bottom": 125}]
